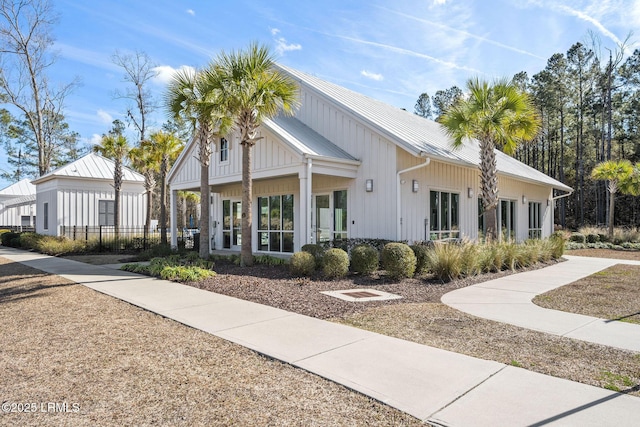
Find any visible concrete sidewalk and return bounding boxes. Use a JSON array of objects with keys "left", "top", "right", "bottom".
[
  {"left": 442, "top": 255, "right": 640, "bottom": 352},
  {"left": 1, "top": 247, "right": 639, "bottom": 426}
]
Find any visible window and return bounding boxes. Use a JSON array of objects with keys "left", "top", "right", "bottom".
[
  {"left": 220, "top": 137, "right": 229, "bottom": 162},
  {"left": 500, "top": 199, "right": 517, "bottom": 241},
  {"left": 529, "top": 202, "right": 542, "bottom": 239},
  {"left": 43, "top": 202, "right": 49, "bottom": 230},
  {"left": 21, "top": 216, "right": 30, "bottom": 227},
  {"left": 258, "top": 194, "right": 294, "bottom": 253},
  {"left": 314, "top": 191, "right": 348, "bottom": 243},
  {"left": 98, "top": 200, "right": 115, "bottom": 226},
  {"left": 478, "top": 199, "right": 517, "bottom": 241},
  {"left": 430, "top": 190, "right": 459, "bottom": 240}
]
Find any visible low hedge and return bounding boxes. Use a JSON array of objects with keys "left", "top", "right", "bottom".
[
  {"left": 322, "top": 248, "right": 349, "bottom": 279},
  {"left": 350, "top": 244, "right": 378, "bottom": 275},
  {"left": 381, "top": 242, "right": 416, "bottom": 279}
]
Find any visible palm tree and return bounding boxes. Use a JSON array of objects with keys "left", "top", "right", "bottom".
[
  {"left": 439, "top": 77, "right": 539, "bottom": 241},
  {"left": 591, "top": 160, "right": 639, "bottom": 238},
  {"left": 209, "top": 42, "right": 299, "bottom": 266},
  {"left": 149, "top": 130, "right": 184, "bottom": 244},
  {"left": 177, "top": 190, "right": 200, "bottom": 229},
  {"left": 93, "top": 126, "right": 130, "bottom": 236},
  {"left": 165, "top": 67, "right": 233, "bottom": 258},
  {"left": 129, "top": 139, "right": 159, "bottom": 237}
]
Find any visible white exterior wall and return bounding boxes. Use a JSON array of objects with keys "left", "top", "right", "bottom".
[
  {"left": 497, "top": 176, "right": 553, "bottom": 241},
  {"left": 295, "top": 87, "right": 399, "bottom": 241},
  {"left": 35, "top": 178, "right": 145, "bottom": 236},
  {"left": 0, "top": 201, "right": 35, "bottom": 227}
]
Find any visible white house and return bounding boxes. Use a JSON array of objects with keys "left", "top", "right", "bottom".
[
  {"left": 0, "top": 178, "right": 36, "bottom": 228},
  {"left": 32, "top": 153, "right": 147, "bottom": 236},
  {"left": 168, "top": 64, "right": 572, "bottom": 254}
]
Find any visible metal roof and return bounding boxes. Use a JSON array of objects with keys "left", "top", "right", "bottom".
[
  {"left": 263, "top": 115, "right": 359, "bottom": 163},
  {"left": 276, "top": 64, "right": 572, "bottom": 192},
  {"left": 0, "top": 178, "right": 36, "bottom": 197},
  {"left": 1, "top": 194, "right": 35, "bottom": 208},
  {"left": 32, "top": 153, "right": 145, "bottom": 184}
]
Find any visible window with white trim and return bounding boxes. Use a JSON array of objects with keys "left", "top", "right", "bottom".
[
  {"left": 99, "top": 200, "right": 115, "bottom": 226},
  {"left": 528, "top": 202, "right": 542, "bottom": 239},
  {"left": 258, "top": 194, "right": 294, "bottom": 253},
  {"left": 429, "top": 190, "right": 459, "bottom": 240},
  {"left": 43, "top": 203, "right": 48, "bottom": 230},
  {"left": 220, "top": 137, "right": 229, "bottom": 163}
]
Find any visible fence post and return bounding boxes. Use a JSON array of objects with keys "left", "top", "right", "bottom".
[
  {"left": 99, "top": 225, "right": 103, "bottom": 252},
  {"left": 85, "top": 225, "right": 88, "bottom": 241}
]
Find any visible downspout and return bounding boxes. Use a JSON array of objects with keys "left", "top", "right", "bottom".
[
  {"left": 305, "top": 155, "right": 313, "bottom": 245},
  {"left": 396, "top": 152, "right": 431, "bottom": 240}
]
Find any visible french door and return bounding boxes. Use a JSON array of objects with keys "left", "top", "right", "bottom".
[
  {"left": 222, "top": 199, "right": 241, "bottom": 249},
  {"left": 314, "top": 190, "right": 347, "bottom": 243}
]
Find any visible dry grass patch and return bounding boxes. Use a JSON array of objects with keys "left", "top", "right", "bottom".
[
  {"left": 566, "top": 248, "right": 640, "bottom": 261},
  {"left": 338, "top": 303, "right": 640, "bottom": 396},
  {"left": 0, "top": 257, "right": 423, "bottom": 426},
  {"left": 534, "top": 264, "right": 640, "bottom": 324}
]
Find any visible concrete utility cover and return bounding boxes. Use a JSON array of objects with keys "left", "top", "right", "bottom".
[{"left": 321, "top": 289, "right": 402, "bottom": 302}]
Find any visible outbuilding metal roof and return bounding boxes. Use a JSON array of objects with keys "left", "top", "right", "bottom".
[
  {"left": 0, "top": 178, "right": 36, "bottom": 197},
  {"left": 32, "top": 153, "right": 145, "bottom": 184},
  {"left": 276, "top": 64, "right": 572, "bottom": 192}
]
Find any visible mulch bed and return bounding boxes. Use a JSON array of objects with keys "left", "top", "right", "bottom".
[{"left": 188, "top": 260, "right": 561, "bottom": 320}]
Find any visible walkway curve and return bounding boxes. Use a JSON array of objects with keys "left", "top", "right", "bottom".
[{"left": 441, "top": 255, "right": 640, "bottom": 352}]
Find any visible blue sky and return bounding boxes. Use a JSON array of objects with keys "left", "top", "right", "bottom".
[{"left": 1, "top": 0, "right": 639, "bottom": 189}]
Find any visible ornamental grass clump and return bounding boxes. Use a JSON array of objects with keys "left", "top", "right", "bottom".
[
  {"left": 289, "top": 251, "right": 316, "bottom": 277},
  {"left": 381, "top": 242, "right": 416, "bottom": 279},
  {"left": 426, "top": 242, "right": 463, "bottom": 282},
  {"left": 350, "top": 244, "right": 379, "bottom": 275},
  {"left": 322, "top": 248, "right": 350, "bottom": 279}
]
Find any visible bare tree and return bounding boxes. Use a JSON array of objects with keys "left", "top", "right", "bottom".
[
  {"left": 112, "top": 50, "right": 158, "bottom": 145},
  {"left": 0, "top": 0, "right": 80, "bottom": 176}
]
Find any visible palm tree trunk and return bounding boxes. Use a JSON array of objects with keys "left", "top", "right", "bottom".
[
  {"left": 479, "top": 138, "right": 498, "bottom": 241},
  {"left": 114, "top": 159, "right": 123, "bottom": 238},
  {"left": 160, "top": 156, "right": 168, "bottom": 245},
  {"left": 241, "top": 142, "right": 253, "bottom": 266},
  {"left": 608, "top": 187, "right": 615, "bottom": 238},
  {"left": 200, "top": 163, "right": 210, "bottom": 258}
]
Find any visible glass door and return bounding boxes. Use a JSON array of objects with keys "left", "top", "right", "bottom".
[
  {"left": 315, "top": 195, "right": 331, "bottom": 243},
  {"left": 222, "top": 200, "right": 242, "bottom": 249}
]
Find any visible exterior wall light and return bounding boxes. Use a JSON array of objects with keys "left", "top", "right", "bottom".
[
  {"left": 522, "top": 195, "right": 528, "bottom": 204},
  {"left": 365, "top": 179, "right": 374, "bottom": 192},
  {"left": 467, "top": 187, "right": 474, "bottom": 198},
  {"left": 412, "top": 180, "right": 419, "bottom": 193}
]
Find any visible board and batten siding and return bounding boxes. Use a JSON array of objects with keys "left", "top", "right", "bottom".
[
  {"left": 295, "top": 86, "right": 399, "bottom": 241},
  {"left": 0, "top": 202, "right": 34, "bottom": 227}
]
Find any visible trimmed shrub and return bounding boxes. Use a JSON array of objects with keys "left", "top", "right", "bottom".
[
  {"left": 289, "top": 251, "right": 316, "bottom": 277},
  {"left": 569, "top": 233, "right": 586, "bottom": 244},
  {"left": 322, "top": 248, "right": 349, "bottom": 279},
  {"left": 381, "top": 242, "right": 416, "bottom": 279},
  {"left": 159, "top": 265, "right": 215, "bottom": 282},
  {"left": 301, "top": 244, "right": 325, "bottom": 269},
  {"left": 410, "top": 243, "right": 432, "bottom": 275},
  {"left": 1, "top": 232, "right": 20, "bottom": 247},
  {"left": 350, "top": 244, "right": 379, "bottom": 275},
  {"left": 18, "top": 232, "right": 43, "bottom": 249},
  {"left": 585, "top": 233, "right": 600, "bottom": 244}
]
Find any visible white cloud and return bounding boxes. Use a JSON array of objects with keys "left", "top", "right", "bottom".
[
  {"left": 89, "top": 134, "right": 103, "bottom": 146},
  {"left": 555, "top": 4, "right": 622, "bottom": 45},
  {"left": 270, "top": 27, "right": 280, "bottom": 36},
  {"left": 186, "top": 9, "right": 195, "bottom": 16},
  {"left": 152, "top": 64, "right": 197, "bottom": 85},
  {"left": 96, "top": 109, "right": 113, "bottom": 124},
  {"left": 274, "top": 36, "right": 302, "bottom": 55},
  {"left": 361, "top": 70, "right": 384, "bottom": 81},
  {"left": 433, "top": 0, "right": 448, "bottom": 4}
]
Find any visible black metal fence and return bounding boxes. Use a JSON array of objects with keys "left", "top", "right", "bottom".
[
  {"left": 0, "top": 225, "right": 35, "bottom": 233},
  {"left": 60, "top": 225, "right": 164, "bottom": 253}
]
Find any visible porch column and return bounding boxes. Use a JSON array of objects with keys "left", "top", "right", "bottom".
[
  {"left": 299, "top": 157, "right": 313, "bottom": 248},
  {"left": 170, "top": 189, "right": 177, "bottom": 249}
]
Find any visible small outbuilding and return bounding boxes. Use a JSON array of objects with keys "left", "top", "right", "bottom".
[
  {"left": 32, "top": 153, "right": 146, "bottom": 236},
  {"left": 0, "top": 178, "right": 36, "bottom": 229}
]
